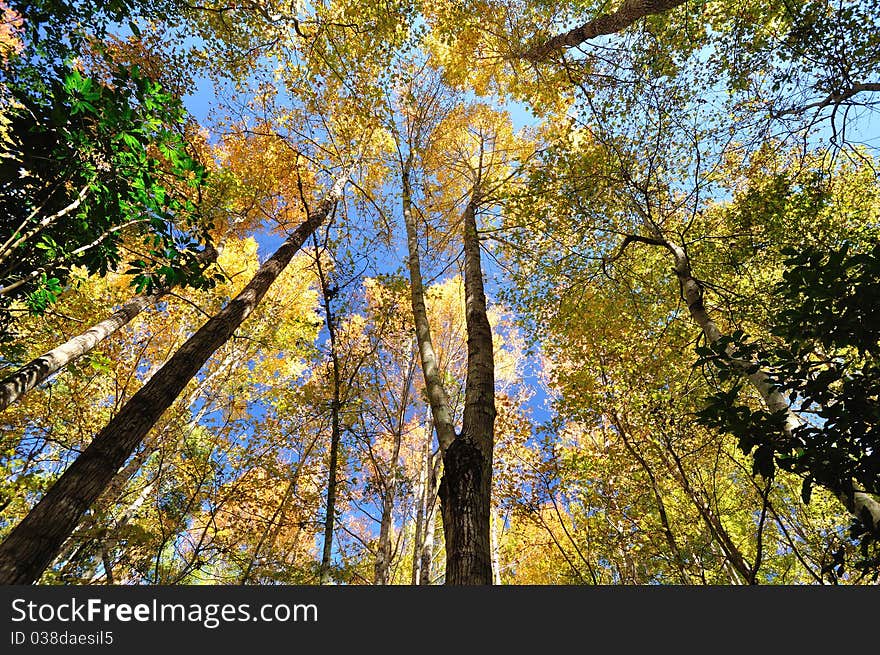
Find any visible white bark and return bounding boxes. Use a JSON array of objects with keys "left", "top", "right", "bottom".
[
  {"left": 0, "top": 292, "right": 162, "bottom": 411},
  {"left": 663, "top": 237, "right": 880, "bottom": 536}
]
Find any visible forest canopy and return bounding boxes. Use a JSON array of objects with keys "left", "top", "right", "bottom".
[{"left": 0, "top": 0, "right": 878, "bottom": 585}]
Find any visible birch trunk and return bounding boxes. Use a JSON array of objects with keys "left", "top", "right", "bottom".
[
  {"left": 662, "top": 237, "right": 880, "bottom": 538},
  {"left": 490, "top": 509, "right": 503, "bottom": 585},
  {"left": 410, "top": 437, "right": 429, "bottom": 585},
  {"left": 0, "top": 245, "right": 217, "bottom": 412},
  {"left": 420, "top": 489, "right": 438, "bottom": 585},
  {"left": 0, "top": 176, "right": 347, "bottom": 585},
  {"left": 0, "top": 293, "right": 161, "bottom": 411}
]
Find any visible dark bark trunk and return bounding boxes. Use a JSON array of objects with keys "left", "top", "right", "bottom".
[
  {"left": 521, "top": 0, "right": 687, "bottom": 61},
  {"left": 316, "top": 241, "right": 343, "bottom": 585},
  {"left": 439, "top": 198, "right": 495, "bottom": 585},
  {"left": 0, "top": 177, "right": 346, "bottom": 585}
]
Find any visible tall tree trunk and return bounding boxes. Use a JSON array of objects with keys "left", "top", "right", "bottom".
[
  {"left": 0, "top": 246, "right": 217, "bottom": 412},
  {"left": 0, "top": 176, "right": 347, "bottom": 585},
  {"left": 400, "top": 151, "right": 495, "bottom": 583},
  {"left": 439, "top": 198, "right": 495, "bottom": 585},
  {"left": 521, "top": 0, "right": 687, "bottom": 61},
  {"left": 401, "top": 162, "right": 457, "bottom": 452},
  {"left": 374, "top": 467, "right": 397, "bottom": 584},
  {"left": 659, "top": 236, "right": 880, "bottom": 537},
  {"left": 410, "top": 420, "right": 432, "bottom": 585},
  {"left": 490, "top": 509, "right": 503, "bottom": 585},
  {"left": 411, "top": 437, "right": 428, "bottom": 585},
  {"left": 312, "top": 234, "right": 344, "bottom": 586},
  {"left": 420, "top": 450, "right": 442, "bottom": 585}
]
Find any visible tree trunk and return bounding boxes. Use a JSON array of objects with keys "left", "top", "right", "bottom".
[
  {"left": 420, "top": 450, "right": 441, "bottom": 585},
  {"left": 316, "top": 242, "right": 343, "bottom": 585},
  {"left": 439, "top": 198, "right": 495, "bottom": 585},
  {"left": 662, "top": 236, "right": 880, "bottom": 538},
  {"left": 521, "top": 0, "right": 687, "bottom": 61},
  {"left": 0, "top": 293, "right": 160, "bottom": 411},
  {"left": 374, "top": 358, "right": 412, "bottom": 585},
  {"left": 490, "top": 509, "right": 503, "bottom": 585},
  {"left": 0, "top": 246, "right": 217, "bottom": 412},
  {"left": 374, "top": 487, "right": 395, "bottom": 584},
  {"left": 410, "top": 421, "right": 432, "bottom": 585},
  {"left": 400, "top": 151, "right": 495, "bottom": 583},
  {"left": 0, "top": 176, "right": 347, "bottom": 585},
  {"left": 401, "top": 162, "right": 457, "bottom": 452}
]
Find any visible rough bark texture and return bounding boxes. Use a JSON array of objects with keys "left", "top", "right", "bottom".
[
  {"left": 662, "top": 237, "right": 880, "bottom": 539},
  {"left": 0, "top": 177, "right": 346, "bottom": 585},
  {"left": 521, "top": 0, "right": 688, "bottom": 61},
  {"left": 439, "top": 199, "right": 495, "bottom": 585}
]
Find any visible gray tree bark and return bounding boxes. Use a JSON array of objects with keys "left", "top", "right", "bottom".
[
  {"left": 0, "top": 245, "right": 217, "bottom": 412},
  {"left": 660, "top": 235, "right": 880, "bottom": 539}
]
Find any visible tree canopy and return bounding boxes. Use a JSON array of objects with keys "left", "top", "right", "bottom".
[{"left": 0, "top": 0, "right": 878, "bottom": 585}]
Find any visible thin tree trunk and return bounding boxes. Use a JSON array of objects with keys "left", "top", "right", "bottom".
[
  {"left": 490, "top": 509, "right": 503, "bottom": 585},
  {"left": 410, "top": 418, "right": 434, "bottom": 585},
  {"left": 0, "top": 245, "right": 217, "bottom": 412},
  {"left": 420, "top": 468, "right": 439, "bottom": 585},
  {"left": 660, "top": 236, "right": 880, "bottom": 537},
  {"left": 313, "top": 234, "right": 344, "bottom": 585},
  {"left": 659, "top": 429, "right": 755, "bottom": 583},
  {"left": 76, "top": 477, "right": 157, "bottom": 584},
  {"left": 240, "top": 431, "right": 321, "bottom": 584},
  {"left": 0, "top": 175, "right": 347, "bottom": 585},
  {"left": 374, "top": 470, "right": 397, "bottom": 585},
  {"left": 439, "top": 197, "right": 495, "bottom": 585},
  {"left": 374, "top": 357, "right": 414, "bottom": 584},
  {"left": 0, "top": 293, "right": 161, "bottom": 411},
  {"left": 401, "top": 162, "right": 457, "bottom": 452},
  {"left": 520, "top": 0, "right": 688, "bottom": 61},
  {"left": 410, "top": 437, "right": 428, "bottom": 585},
  {"left": 605, "top": 403, "right": 690, "bottom": 584}
]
